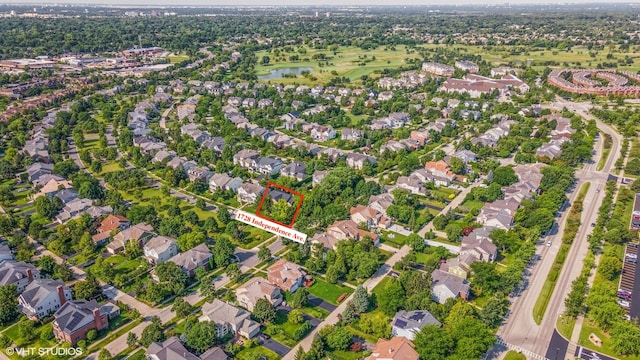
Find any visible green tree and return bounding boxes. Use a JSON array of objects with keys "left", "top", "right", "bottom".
[
  {"left": 172, "top": 297, "right": 194, "bottom": 318},
  {"left": 492, "top": 166, "right": 518, "bottom": 186},
  {"left": 377, "top": 278, "right": 405, "bottom": 316},
  {"left": 480, "top": 294, "right": 509, "bottom": 327},
  {"left": 258, "top": 245, "right": 271, "bottom": 262},
  {"left": 75, "top": 274, "right": 101, "bottom": 300},
  {"left": 177, "top": 232, "right": 205, "bottom": 252},
  {"left": 0, "top": 285, "right": 18, "bottom": 325},
  {"left": 352, "top": 285, "right": 369, "bottom": 314},
  {"left": 414, "top": 325, "right": 454, "bottom": 360},
  {"left": 213, "top": 236, "right": 234, "bottom": 267},
  {"left": 185, "top": 321, "right": 217, "bottom": 353},
  {"left": 289, "top": 309, "right": 304, "bottom": 324},
  {"left": 86, "top": 329, "right": 97, "bottom": 341},
  {"left": 290, "top": 287, "right": 309, "bottom": 309},
  {"left": 611, "top": 321, "right": 640, "bottom": 355},
  {"left": 599, "top": 255, "right": 622, "bottom": 281},
  {"left": 293, "top": 346, "right": 305, "bottom": 360},
  {"left": 18, "top": 321, "right": 37, "bottom": 342},
  {"left": 140, "top": 316, "right": 164, "bottom": 346},
  {"left": 253, "top": 298, "right": 276, "bottom": 323},
  {"left": 126, "top": 332, "right": 138, "bottom": 347},
  {"left": 449, "top": 157, "right": 465, "bottom": 175},
  {"left": 98, "top": 349, "right": 112, "bottom": 360},
  {"left": 225, "top": 262, "right": 241, "bottom": 280},
  {"left": 326, "top": 326, "right": 352, "bottom": 351}
]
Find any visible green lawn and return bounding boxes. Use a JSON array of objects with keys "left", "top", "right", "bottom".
[
  {"left": 504, "top": 350, "right": 527, "bottom": 360},
  {"left": 328, "top": 350, "right": 371, "bottom": 360},
  {"left": 3, "top": 321, "right": 57, "bottom": 350},
  {"left": 236, "top": 346, "right": 280, "bottom": 360},
  {"left": 168, "top": 55, "right": 190, "bottom": 63},
  {"left": 417, "top": 44, "right": 640, "bottom": 72},
  {"left": 300, "top": 305, "right": 330, "bottom": 320},
  {"left": 556, "top": 314, "right": 576, "bottom": 340},
  {"left": 255, "top": 45, "right": 422, "bottom": 85},
  {"left": 308, "top": 278, "right": 353, "bottom": 305},
  {"left": 578, "top": 320, "right": 640, "bottom": 360},
  {"left": 379, "top": 230, "right": 407, "bottom": 249}
]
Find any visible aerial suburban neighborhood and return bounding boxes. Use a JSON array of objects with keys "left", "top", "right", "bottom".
[{"left": 0, "top": 3, "right": 638, "bottom": 360}]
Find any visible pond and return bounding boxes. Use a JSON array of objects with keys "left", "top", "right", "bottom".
[{"left": 258, "top": 67, "right": 314, "bottom": 80}]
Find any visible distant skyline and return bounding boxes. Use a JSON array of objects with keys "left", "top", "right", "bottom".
[{"left": 8, "top": 0, "right": 640, "bottom": 7}]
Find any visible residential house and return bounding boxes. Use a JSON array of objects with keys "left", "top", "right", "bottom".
[
  {"left": 151, "top": 151, "right": 175, "bottom": 165},
  {"left": 143, "top": 236, "right": 179, "bottom": 265},
  {"left": 202, "top": 137, "right": 226, "bottom": 154},
  {"left": 147, "top": 336, "right": 199, "bottom": 360},
  {"left": 346, "top": 153, "right": 377, "bottom": 170},
  {"left": 235, "top": 277, "right": 283, "bottom": 312},
  {"left": 312, "top": 170, "right": 329, "bottom": 187},
  {"left": 310, "top": 125, "right": 336, "bottom": 142},
  {"left": 477, "top": 206, "right": 514, "bottom": 231},
  {"left": 209, "top": 173, "right": 243, "bottom": 193},
  {"left": 460, "top": 228, "right": 498, "bottom": 262},
  {"left": 391, "top": 310, "right": 441, "bottom": 340},
  {"left": 200, "top": 347, "right": 229, "bottom": 360},
  {"left": 268, "top": 259, "right": 306, "bottom": 293},
  {"left": 431, "top": 269, "right": 471, "bottom": 304},
  {"left": 368, "top": 193, "right": 394, "bottom": 215},
  {"left": 92, "top": 215, "right": 130, "bottom": 246},
  {"left": 367, "top": 337, "right": 419, "bottom": 360},
  {"left": 34, "top": 178, "right": 72, "bottom": 199},
  {"left": 453, "top": 150, "right": 477, "bottom": 164},
  {"left": 380, "top": 140, "right": 407, "bottom": 154},
  {"left": 410, "top": 131, "right": 429, "bottom": 146},
  {"left": 19, "top": 279, "right": 72, "bottom": 319},
  {"left": 0, "top": 260, "right": 40, "bottom": 293},
  {"left": 53, "top": 300, "right": 109, "bottom": 345},
  {"left": 237, "top": 182, "right": 265, "bottom": 204},
  {"left": 327, "top": 220, "right": 379, "bottom": 244},
  {"left": 106, "top": 223, "right": 155, "bottom": 254},
  {"left": 199, "top": 299, "right": 261, "bottom": 339},
  {"left": 424, "top": 160, "right": 455, "bottom": 186},
  {"left": 26, "top": 162, "right": 53, "bottom": 185},
  {"left": 395, "top": 175, "right": 425, "bottom": 195},
  {"left": 187, "top": 166, "right": 213, "bottom": 183},
  {"left": 0, "top": 243, "right": 12, "bottom": 261},
  {"left": 233, "top": 149, "right": 260, "bottom": 168},
  {"left": 341, "top": 128, "right": 364, "bottom": 141},
  {"left": 281, "top": 161, "right": 307, "bottom": 181},
  {"left": 310, "top": 232, "right": 340, "bottom": 251},
  {"left": 55, "top": 189, "right": 79, "bottom": 205},
  {"left": 350, "top": 205, "right": 391, "bottom": 229},
  {"left": 318, "top": 148, "right": 345, "bottom": 163},
  {"left": 167, "top": 243, "right": 212, "bottom": 278},
  {"left": 251, "top": 157, "right": 283, "bottom": 175},
  {"left": 439, "top": 253, "right": 476, "bottom": 279}
]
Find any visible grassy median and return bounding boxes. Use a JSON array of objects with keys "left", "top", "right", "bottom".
[{"left": 533, "top": 182, "right": 590, "bottom": 325}]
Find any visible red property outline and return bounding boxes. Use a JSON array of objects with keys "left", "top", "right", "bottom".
[{"left": 255, "top": 182, "right": 304, "bottom": 228}]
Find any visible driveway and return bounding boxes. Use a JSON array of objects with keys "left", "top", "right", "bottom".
[
  {"left": 261, "top": 337, "right": 291, "bottom": 357},
  {"left": 308, "top": 295, "right": 337, "bottom": 312}
]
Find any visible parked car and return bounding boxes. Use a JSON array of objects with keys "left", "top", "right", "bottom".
[
  {"left": 546, "top": 241, "right": 552, "bottom": 247},
  {"left": 617, "top": 300, "right": 630, "bottom": 308}
]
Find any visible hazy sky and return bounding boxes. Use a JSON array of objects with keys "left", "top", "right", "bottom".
[{"left": 16, "top": 0, "right": 640, "bottom": 6}]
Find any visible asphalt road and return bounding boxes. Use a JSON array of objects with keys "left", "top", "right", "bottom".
[
  {"left": 498, "top": 97, "right": 623, "bottom": 358},
  {"left": 546, "top": 330, "right": 570, "bottom": 360}
]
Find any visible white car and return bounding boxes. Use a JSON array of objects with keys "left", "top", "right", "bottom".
[
  {"left": 546, "top": 241, "right": 552, "bottom": 247},
  {"left": 618, "top": 300, "right": 630, "bottom": 308}
]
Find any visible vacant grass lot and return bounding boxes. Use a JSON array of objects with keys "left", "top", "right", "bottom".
[
  {"left": 418, "top": 44, "right": 640, "bottom": 72},
  {"left": 255, "top": 45, "right": 421, "bottom": 85},
  {"left": 308, "top": 278, "right": 353, "bottom": 305},
  {"left": 263, "top": 311, "right": 312, "bottom": 347}
]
